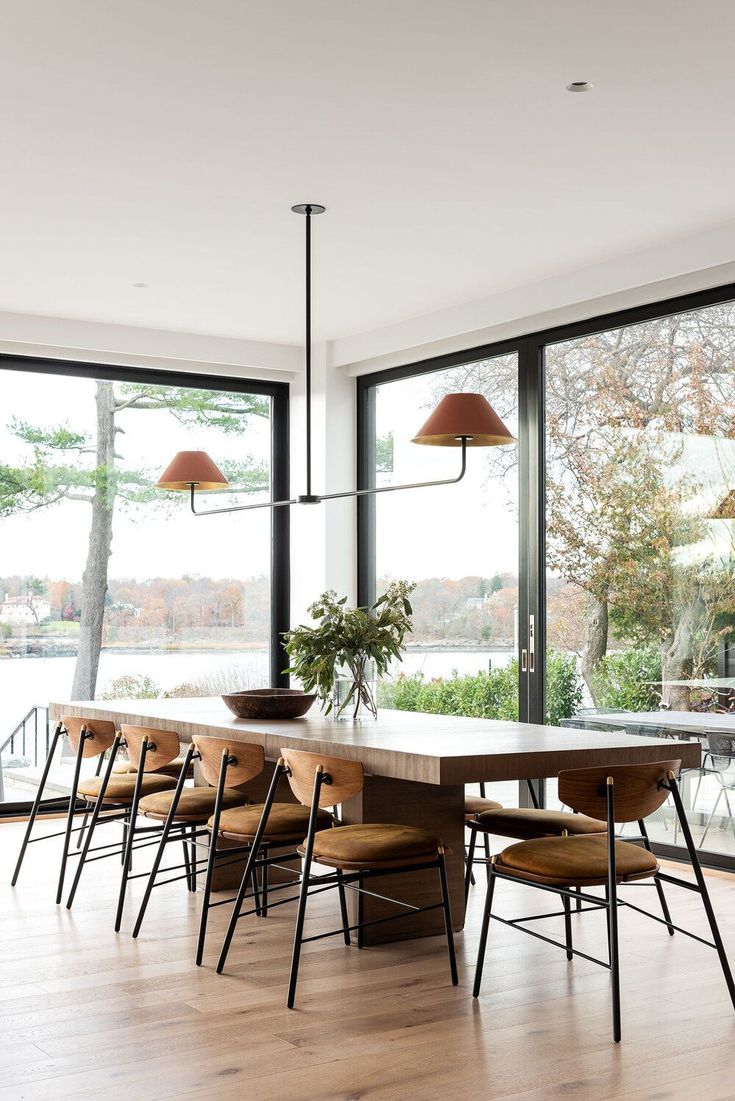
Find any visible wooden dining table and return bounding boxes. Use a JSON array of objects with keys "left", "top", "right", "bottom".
[{"left": 50, "top": 697, "right": 701, "bottom": 944}]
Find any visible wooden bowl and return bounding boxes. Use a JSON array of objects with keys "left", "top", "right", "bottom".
[{"left": 221, "top": 688, "right": 316, "bottom": 720}]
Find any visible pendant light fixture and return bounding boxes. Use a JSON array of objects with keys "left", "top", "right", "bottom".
[{"left": 155, "top": 204, "right": 515, "bottom": 515}]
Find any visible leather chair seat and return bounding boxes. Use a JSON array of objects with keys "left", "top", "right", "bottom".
[
  {"left": 78, "top": 772, "right": 177, "bottom": 803},
  {"left": 465, "top": 795, "right": 503, "bottom": 818},
  {"left": 306, "top": 822, "right": 442, "bottom": 871},
  {"left": 494, "top": 834, "right": 658, "bottom": 887},
  {"left": 212, "top": 802, "right": 334, "bottom": 842},
  {"left": 469, "top": 806, "right": 607, "bottom": 840},
  {"left": 113, "top": 756, "right": 192, "bottom": 779},
  {"left": 139, "top": 787, "right": 247, "bottom": 822}
]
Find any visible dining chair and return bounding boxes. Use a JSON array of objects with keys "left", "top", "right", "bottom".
[
  {"left": 464, "top": 778, "right": 607, "bottom": 900},
  {"left": 10, "top": 716, "right": 121, "bottom": 901},
  {"left": 472, "top": 760, "right": 735, "bottom": 1042},
  {"left": 131, "top": 735, "right": 264, "bottom": 963},
  {"left": 216, "top": 748, "right": 458, "bottom": 1008},
  {"left": 63, "top": 724, "right": 180, "bottom": 925}
]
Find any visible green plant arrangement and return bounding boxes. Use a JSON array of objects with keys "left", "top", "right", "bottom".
[{"left": 283, "top": 581, "right": 415, "bottom": 720}]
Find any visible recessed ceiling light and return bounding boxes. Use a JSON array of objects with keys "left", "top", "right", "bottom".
[
  {"left": 566, "top": 81, "right": 592, "bottom": 92},
  {"left": 132, "top": 282, "right": 149, "bottom": 288}
]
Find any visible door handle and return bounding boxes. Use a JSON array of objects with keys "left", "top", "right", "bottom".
[{"left": 521, "top": 649, "right": 528, "bottom": 672}]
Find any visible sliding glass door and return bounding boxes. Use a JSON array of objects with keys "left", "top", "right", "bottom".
[
  {"left": 543, "top": 301, "right": 735, "bottom": 859},
  {"left": 359, "top": 282, "right": 735, "bottom": 866}
]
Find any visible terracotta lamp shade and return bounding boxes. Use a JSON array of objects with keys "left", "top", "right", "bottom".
[
  {"left": 155, "top": 451, "right": 230, "bottom": 491},
  {"left": 412, "top": 392, "right": 516, "bottom": 447}
]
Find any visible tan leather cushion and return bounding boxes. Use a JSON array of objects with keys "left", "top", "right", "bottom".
[
  {"left": 465, "top": 795, "right": 503, "bottom": 818},
  {"left": 308, "top": 823, "right": 442, "bottom": 870},
  {"left": 113, "top": 756, "right": 191, "bottom": 779},
  {"left": 78, "top": 772, "right": 176, "bottom": 803},
  {"left": 471, "top": 807, "right": 607, "bottom": 839},
  {"left": 139, "top": 787, "right": 247, "bottom": 822},
  {"left": 495, "top": 834, "right": 658, "bottom": 887},
  {"left": 213, "top": 802, "right": 334, "bottom": 841}
]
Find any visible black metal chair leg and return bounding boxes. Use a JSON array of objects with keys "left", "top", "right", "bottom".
[
  {"left": 563, "top": 892, "right": 573, "bottom": 960},
  {"left": 438, "top": 852, "right": 459, "bottom": 985},
  {"left": 356, "top": 875, "right": 365, "bottom": 949},
  {"left": 464, "top": 828, "right": 477, "bottom": 903},
  {"left": 182, "top": 836, "right": 192, "bottom": 890},
  {"left": 336, "top": 868, "right": 351, "bottom": 945},
  {"left": 482, "top": 832, "right": 491, "bottom": 883},
  {"left": 668, "top": 774, "right": 735, "bottom": 1010},
  {"left": 262, "top": 854, "right": 269, "bottom": 916},
  {"left": 56, "top": 730, "right": 89, "bottom": 904},
  {"left": 76, "top": 753, "right": 103, "bottom": 851},
  {"left": 189, "top": 825, "right": 197, "bottom": 891},
  {"left": 66, "top": 733, "right": 123, "bottom": 909},
  {"left": 287, "top": 768, "right": 328, "bottom": 1009},
  {"left": 638, "top": 818, "right": 674, "bottom": 936},
  {"left": 196, "top": 748, "right": 231, "bottom": 965},
  {"left": 114, "top": 741, "right": 149, "bottom": 932},
  {"left": 216, "top": 760, "right": 286, "bottom": 975},
  {"left": 606, "top": 784, "right": 622, "bottom": 1043},
  {"left": 132, "top": 746, "right": 196, "bottom": 938},
  {"left": 472, "top": 869, "right": 496, "bottom": 997},
  {"left": 12, "top": 723, "right": 63, "bottom": 886}
]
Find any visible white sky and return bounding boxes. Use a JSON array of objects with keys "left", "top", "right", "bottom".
[
  {"left": 0, "top": 368, "right": 272, "bottom": 582},
  {"left": 374, "top": 371, "right": 519, "bottom": 580}
]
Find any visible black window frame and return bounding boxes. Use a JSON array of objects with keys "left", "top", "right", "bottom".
[
  {"left": 0, "top": 354, "right": 290, "bottom": 816},
  {"left": 357, "top": 278, "right": 735, "bottom": 871}
]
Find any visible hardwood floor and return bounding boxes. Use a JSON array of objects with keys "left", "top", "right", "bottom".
[{"left": 2, "top": 819, "right": 735, "bottom": 1100}]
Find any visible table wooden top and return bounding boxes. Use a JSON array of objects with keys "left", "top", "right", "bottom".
[
  {"left": 49, "top": 698, "right": 701, "bottom": 785},
  {"left": 565, "top": 710, "right": 735, "bottom": 736}
]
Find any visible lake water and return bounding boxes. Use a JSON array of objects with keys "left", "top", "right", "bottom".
[{"left": 0, "top": 647, "right": 513, "bottom": 731}]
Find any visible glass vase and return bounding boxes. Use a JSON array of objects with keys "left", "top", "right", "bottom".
[{"left": 332, "top": 658, "right": 378, "bottom": 721}]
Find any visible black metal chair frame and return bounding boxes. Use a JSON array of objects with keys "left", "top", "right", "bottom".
[
  {"left": 464, "top": 778, "right": 542, "bottom": 892},
  {"left": 132, "top": 743, "right": 273, "bottom": 964},
  {"left": 214, "top": 757, "right": 459, "bottom": 1009},
  {"left": 10, "top": 721, "right": 197, "bottom": 911},
  {"left": 472, "top": 770, "right": 735, "bottom": 1043}
]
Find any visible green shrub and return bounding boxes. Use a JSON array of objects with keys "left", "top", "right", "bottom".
[
  {"left": 378, "top": 651, "right": 582, "bottom": 724},
  {"left": 546, "top": 651, "right": 584, "bottom": 725},
  {"left": 100, "top": 673, "right": 162, "bottom": 700},
  {"left": 592, "top": 648, "right": 662, "bottom": 712}
]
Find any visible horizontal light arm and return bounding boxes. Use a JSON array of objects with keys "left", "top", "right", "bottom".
[{"left": 187, "top": 437, "right": 469, "bottom": 516}]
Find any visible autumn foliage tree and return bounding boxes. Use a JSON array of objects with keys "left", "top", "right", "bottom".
[{"left": 0, "top": 381, "right": 268, "bottom": 698}]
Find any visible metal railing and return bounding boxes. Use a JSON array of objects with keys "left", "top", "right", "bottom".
[{"left": 0, "top": 705, "right": 51, "bottom": 802}]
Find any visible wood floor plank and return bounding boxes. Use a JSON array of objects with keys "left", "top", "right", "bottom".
[{"left": 2, "top": 820, "right": 735, "bottom": 1100}]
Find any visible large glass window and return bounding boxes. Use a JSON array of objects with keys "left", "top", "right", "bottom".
[
  {"left": 0, "top": 364, "right": 287, "bottom": 805},
  {"left": 544, "top": 302, "right": 735, "bottom": 857},
  {"left": 365, "top": 353, "right": 520, "bottom": 722}
]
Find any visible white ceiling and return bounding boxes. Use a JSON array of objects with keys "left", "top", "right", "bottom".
[{"left": 1, "top": 0, "right": 735, "bottom": 347}]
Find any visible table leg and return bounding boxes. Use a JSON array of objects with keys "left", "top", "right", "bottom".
[{"left": 340, "top": 777, "right": 465, "bottom": 945}]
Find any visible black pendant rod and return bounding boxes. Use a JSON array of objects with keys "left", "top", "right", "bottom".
[
  {"left": 305, "top": 204, "right": 312, "bottom": 498},
  {"left": 183, "top": 201, "right": 475, "bottom": 518}
]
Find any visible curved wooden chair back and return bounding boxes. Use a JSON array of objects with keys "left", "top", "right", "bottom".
[
  {"left": 122, "top": 725, "right": 180, "bottom": 772},
  {"left": 558, "top": 760, "right": 681, "bottom": 823},
  {"left": 281, "top": 748, "right": 364, "bottom": 809},
  {"left": 62, "top": 716, "right": 118, "bottom": 759},
  {"left": 193, "top": 736, "right": 265, "bottom": 788}
]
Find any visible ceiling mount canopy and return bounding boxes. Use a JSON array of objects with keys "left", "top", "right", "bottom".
[{"left": 155, "top": 204, "right": 515, "bottom": 516}]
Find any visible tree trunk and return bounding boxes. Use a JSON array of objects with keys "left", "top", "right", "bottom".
[
  {"left": 660, "top": 585, "right": 705, "bottom": 711},
  {"left": 71, "top": 381, "right": 117, "bottom": 699},
  {"left": 581, "top": 596, "right": 608, "bottom": 703}
]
